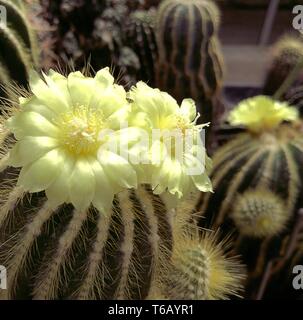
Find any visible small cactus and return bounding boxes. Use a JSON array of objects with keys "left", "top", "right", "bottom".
[
  {"left": 263, "top": 35, "right": 303, "bottom": 97},
  {"left": 232, "top": 189, "right": 289, "bottom": 238},
  {"left": 0, "top": 0, "right": 39, "bottom": 95},
  {"left": 162, "top": 230, "right": 245, "bottom": 300},
  {"left": 155, "top": 0, "right": 224, "bottom": 132}
]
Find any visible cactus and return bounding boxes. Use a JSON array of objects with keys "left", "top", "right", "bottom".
[
  {"left": 155, "top": 0, "right": 224, "bottom": 134},
  {"left": 0, "top": 0, "right": 39, "bottom": 95},
  {"left": 162, "top": 230, "right": 245, "bottom": 300},
  {"left": 263, "top": 35, "right": 303, "bottom": 97},
  {"left": 0, "top": 66, "right": 216, "bottom": 300},
  {"left": 0, "top": 182, "right": 175, "bottom": 299},
  {"left": 188, "top": 96, "right": 303, "bottom": 298},
  {"left": 125, "top": 8, "right": 158, "bottom": 86},
  {"left": 232, "top": 189, "right": 289, "bottom": 239}
]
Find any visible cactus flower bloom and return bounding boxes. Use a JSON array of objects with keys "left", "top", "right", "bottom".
[
  {"left": 129, "top": 82, "right": 213, "bottom": 198},
  {"left": 228, "top": 95, "right": 298, "bottom": 133},
  {"left": 6, "top": 68, "right": 138, "bottom": 211}
]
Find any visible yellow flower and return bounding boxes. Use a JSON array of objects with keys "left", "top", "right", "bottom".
[
  {"left": 129, "top": 82, "right": 213, "bottom": 198},
  {"left": 228, "top": 95, "right": 298, "bottom": 133},
  {"left": 6, "top": 68, "right": 138, "bottom": 211}
]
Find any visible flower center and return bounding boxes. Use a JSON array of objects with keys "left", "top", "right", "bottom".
[{"left": 58, "top": 106, "right": 105, "bottom": 156}]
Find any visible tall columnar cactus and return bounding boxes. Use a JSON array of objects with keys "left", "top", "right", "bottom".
[
  {"left": 125, "top": 8, "right": 158, "bottom": 86},
  {"left": 155, "top": 0, "right": 224, "bottom": 135},
  {"left": 0, "top": 0, "right": 39, "bottom": 96},
  {"left": 189, "top": 96, "right": 303, "bottom": 298},
  {"left": 0, "top": 67, "right": 215, "bottom": 299},
  {"left": 263, "top": 35, "right": 303, "bottom": 97}
]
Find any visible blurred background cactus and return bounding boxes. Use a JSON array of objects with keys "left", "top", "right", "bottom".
[
  {"left": 125, "top": 8, "right": 158, "bottom": 86},
  {"left": 155, "top": 0, "right": 224, "bottom": 147},
  {"left": 0, "top": 0, "right": 39, "bottom": 98},
  {"left": 263, "top": 35, "right": 303, "bottom": 98}
]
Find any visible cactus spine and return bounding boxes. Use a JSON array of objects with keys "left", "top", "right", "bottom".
[
  {"left": 0, "top": 0, "right": 39, "bottom": 95},
  {"left": 263, "top": 35, "right": 303, "bottom": 97},
  {"left": 155, "top": 0, "right": 224, "bottom": 131},
  {"left": 125, "top": 8, "right": 158, "bottom": 86}
]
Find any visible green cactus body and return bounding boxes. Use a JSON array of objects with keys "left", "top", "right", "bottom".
[
  {"left": 162, "top": 231, "right": 245, "bottom": 300},
  {"left": 0, "top": 171, "right": 174, "bottom": 300},
  {"left": 191, "top": 123, "right": 303, "bottom": 297},
  {"left": 263, "top": 36, "right": 303, "bottom": 97},
  {"left": 126, "top": 8, "right": 158, "bottom": 86},
  {"left": 155, "top": 0, "right": 224, "bottom": 128},
  {"left": 0, "top": 0, "right": 39, "bottom": 93}
]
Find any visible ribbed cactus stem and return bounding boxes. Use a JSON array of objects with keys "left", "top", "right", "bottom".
[
  {"left": 264, "top": 35, "right": 303, "bottom": 97},
  {"left": 0, "top": 168, "right": 175, "bottom": 299},
  {"left": 126, "top": 8, "right": 158, "bottom": 85},
  {"left": 163, "top": 232, "right": 244, "bottom": 300},
  {"left": 155, "top": 0, "right": 224, "bottom": 130},
  {"left": 0, "top": 0, "right": 39, "bottom": 98}
]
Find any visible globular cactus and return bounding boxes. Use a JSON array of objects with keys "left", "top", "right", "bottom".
[
  {"left": 263, "top": 35, "right": 303, "bottom": 97},
  {"left": 0, "top": 67, "right": 214, "bottom": 300},
  {"left": 232, "top": 189, "right": 289, "bottom": 239},
  {"left": 162, "top": 230, "right": 245, "bottom": 300},
  {"left": 189, "top": 96, "right": 303, "bottom": 298},
  {"left": 0, "top": 183, "right": 174, "bottom": 299},
  {"left": 155, "top": 0, "right": 224, "bottom": 136},
  {"left": 0, "top": 0, "right": 39, "bottom": 96},
  {"left": 125, "top": 8, "right": 158, "bottom": 86}
]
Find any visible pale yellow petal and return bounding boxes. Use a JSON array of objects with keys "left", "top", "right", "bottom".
[
  {"left": 17, "top": 148, "right": 64, "bottom": 193},
  {"left": 9, "top": 136, "right": 59, "bottom": 167},
  {"left": 45, "top": 154, "right": 75, "bottom": 207},
  {"left": 68, "top": 159, "right": 96, "bottom": 210},
  {"left": 6, "top": 111, "right": 59, "bottom": 139}
]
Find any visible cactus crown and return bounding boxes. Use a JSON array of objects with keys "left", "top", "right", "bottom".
[
  {"left": 228, "top": 96, "right": 298, "bottom": 133},
  {"left": 232, "top": 189, "right": 290, "bottom": 238}
]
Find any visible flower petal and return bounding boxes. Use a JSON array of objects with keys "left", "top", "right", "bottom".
[
  {"left": 94, "top": 67, "right": 114, "bottom": 88},
  {"left": 17, "top": 148, "right": 64, "bottom": 193},
  {"left": 89, "top": 158, "right": 114, "bottom": 213},
  {"left": 67, "top": 71, "right": 96, "bottom": 107},
  {"left": 29, "top": 70, "right": 70, "bottom": 114},
  {"left": 98, "top": 151, "right": 137, "bottom": 189},
  {"left": 6, "top": 111, "right": 59, "bottom": 139},
  {"left": 45, "top": 154, "right": 75, "bottom": 207},
  {"left": 180, "top": 99, "right": 197, "bottom": 122},
  {"left": 9, "top": 136, "right": 59, "bottom": 167},
  {"left": 69, "top": 159, "right": 96, "bottom": 210}
]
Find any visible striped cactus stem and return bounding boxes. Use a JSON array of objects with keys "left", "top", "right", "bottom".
[
  {"left": 0, "top": 0, "right": 39, "bottom": 97},
  {"left": 162, "top": 228, "right": 245, "bottom": 300},
  {"left": 188, "top": 96, "right": 303, "bottom": 298},
  {"left": 263, "top": 35, "right": 303, "bottom": 97},
  {"left": 0, "top": 177, "right": 175, "bottom": 299},
  {"left": 155, "top": 0, "right": 224, "bottom": 135},
  {"left": 125, "top": 8, "right": 158, "bottom": 86}
]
